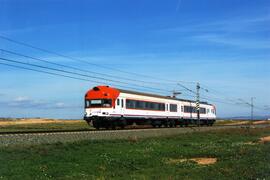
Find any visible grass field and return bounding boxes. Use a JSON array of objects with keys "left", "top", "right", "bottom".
[
  {"left": 0, "top": 127, "right": 269, "bottom": 179},
  {"left": 0, "top": 119, "right": 90, "bottom": 132}
]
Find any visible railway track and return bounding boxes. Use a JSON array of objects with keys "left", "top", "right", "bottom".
[
  {"left": 0, "top": 124, "right": 269, "bottom": 146},
  {"left": 0, "top": 123, "right": 268, "bottom": 136}
]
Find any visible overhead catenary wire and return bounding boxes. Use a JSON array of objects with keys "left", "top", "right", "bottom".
[
  {"left": 0, "top": 35, "right": 196, "bottom": 85},
  {"left": 0, "top": 57, "right": 173, "bottom": 94},
  {"left": 1, "top": 36, "right": 267, "bottom": 112},
  {"left": 0, "top": 60, "right": 267, "bottom": 112},
  {"left": 177, "top": 82, "right": 266, "bottom": 110},
  {"left": 200, "top": 83, "right": 243, "bottom": 104},
  {"left": 0, "top": 61, "right": 175, "bottom": 94},
  {"left": 0, "top": 48, "right": 175, "bottom": 86}
]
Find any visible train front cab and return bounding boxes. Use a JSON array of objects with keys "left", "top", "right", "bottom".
[{"left": 84, "top": 86, "right": 123, "bottom": 129}]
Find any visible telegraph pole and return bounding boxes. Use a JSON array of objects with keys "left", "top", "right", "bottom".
[
  {"left": 251, "top": 97, "right": 254, "bottom": 121},
  {"left": 250, "top": 97, "right": 255, "bottom": 128},
  {"left": 196, "top": 82, "right": 200, "bottom": 126}
]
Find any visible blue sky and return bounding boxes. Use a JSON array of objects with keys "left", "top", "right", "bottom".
[{"left": 0, "top": 0, "right": 269, "bottom": 119}]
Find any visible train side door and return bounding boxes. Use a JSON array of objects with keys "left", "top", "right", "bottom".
[
  {"left": 115, "top": 98, "right": 121, "bottom": 114},
  {"left": 166, "top": 103, "right": 169, "bottom": 117},
  {"left": 120, "top": 99, "right": 125, "bottom": 115},
  {"left": 116, "top": 98, "right": 124, "bottom": 115}
]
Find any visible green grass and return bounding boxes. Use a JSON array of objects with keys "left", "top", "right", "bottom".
[
  {"left": 0, "top": 128, "right": 269, "bottom": 179},
  {"left": 0, "top": 121, "right": 91, "bottom": 132}
]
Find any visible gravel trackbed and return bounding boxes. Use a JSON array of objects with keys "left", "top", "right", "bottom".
[{"left": 0, "top": 124, "right": 269, "bottom": 146}]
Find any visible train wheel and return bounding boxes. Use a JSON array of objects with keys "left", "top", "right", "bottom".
[
  {"left": 120, "top": 119, "right": 126, "bottom": 129},
  {"left": 93, "top": 120, "right": 100, "bottom": 130},
  {"left": 111, "top": 123, "right": 116, "bottom": 130},
  {"left": 169, "top": 120, "right": 175, "bottom": 128},
  {"left": 120, "top": 124, "right": 125, "bottom": 129}
]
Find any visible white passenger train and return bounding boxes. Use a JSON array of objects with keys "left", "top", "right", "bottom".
[{"left": 84, "top": 86, "right": 216, "bottom": 129}]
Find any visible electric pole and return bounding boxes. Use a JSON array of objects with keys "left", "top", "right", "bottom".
[
  {"left": 250, "top": 97, "right": 255, "bottom": 127},
  {"left": 196, "top": 82, "right": 200, "bottom": 126}
]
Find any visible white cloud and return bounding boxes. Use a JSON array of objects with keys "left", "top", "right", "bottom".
[
  {"left": 14, "top": 96, "right": 30, "bottom": 102},
  {"left": 193, "top": 34, "right": 270, "bottom": 49},
  {"left": 155, "top": 14, "right": 270, "bottom": 34},
  {"left": 3, "top": 96, "right": 82, "bottom": 109}
]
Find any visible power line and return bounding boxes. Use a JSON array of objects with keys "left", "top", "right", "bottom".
[
  {"left": 1, "top": 59, "right": 266, "bottom": 112},
  {"left": 0, "top": 35, "right": 195, "bottom": 84},
  {"left": 0, "top": 48, "right": 174, "bottom": 86},
  {"left": 177, "top": 83, "right": 196, "bottom": 94},
  {"left": 0, "top": 57, "right": 172, "bottom": 94},
  {"left": 0, "top": 61, "right": 174, "bottom": 94},
  {"left": 1, "top": 36, "right": 265, "bottom": 111},
  {"left": 0, "top": 62, "right": 94, "bottom": 82},
  {"left": 200, "top": 83, "right": 244, "bottom": 104}
]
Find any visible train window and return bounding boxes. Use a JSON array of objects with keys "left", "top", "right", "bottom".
[
  {"left": 126, "top": 99, "right": 135, "bottom": 108},
  {"left": 150, "top": 102, "right": 156, "bottom": 110},
  {"left": 85, "top": 100, "right": 90, "bottom": 108},
  {"left": 181, "top": 106, "right": 184, "bottom": 112},
  {"left": 170, "top": 104, "right": 177, "bottom": 112},
  {"left": 183, "top": 106, "right": 206, "bottom": 114},
  {"left": 103, "top": 99, "right": 112, "bottom": 107},
  {"left": 117, "top": 99, "right": 120, "bottom": 106},
  {"left": 184, "top": 106, "right": 192, "bottom": 113},
  {"left": 207, "top": 109, "right": 210, "bottom": 114},
  {"left": 184, "top": 106, "right": 188, "bottom": 113},
  {"left": 200, "top": 108, "right": 206, "bottom": 114},
  {"left": 161, "top": 103, "right": 165, "bottom": 111},
  {"left": 85, "top": 99, "right": 112, "bottom": 108},
  {"left": 145, "top": 102, "right": 151, "bottom": 109},
  {"left": 121, "top": 99, "right": 124, "bottom": 108},
  {"left": 126, "top": 99, "right": 165, "bottom": 111}
]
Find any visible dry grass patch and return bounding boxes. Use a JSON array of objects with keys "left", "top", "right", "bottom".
[
  {"left": 0, "top": 118, "right": 83, "bottom": 126},
  {"left": 243, "top": 142, "right": 257, "bottom": 145},
  {"left": 253, "top": 120, "right": 270, "bottom": 125},
  {"left": 166, "top": 157, "right": 217, "bottom": 165},
  {"left": 127, "top": 136, "right": 139, "bottom": 143},
  {"left": 244, "top": 136, "right": 270, "bottom": 145},
  {"left": 259, "top": 136, "right": 270, "bottom": 144},
  {"left": 226, "top": 121, "right": 249, "bottom": 125}
]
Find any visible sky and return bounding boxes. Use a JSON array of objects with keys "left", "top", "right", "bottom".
[{"left": 0, "top": 0, "right": 269, "bottom": 119}]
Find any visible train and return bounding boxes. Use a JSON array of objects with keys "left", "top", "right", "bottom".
[{"left": 84, "top": 85, "right": 216, "bottom": 129}]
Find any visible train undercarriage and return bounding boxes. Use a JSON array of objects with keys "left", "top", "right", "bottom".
[{"left": 84, "top": 116, "right": 215, "bottom": 130}]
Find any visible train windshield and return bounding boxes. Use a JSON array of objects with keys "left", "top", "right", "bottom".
[{"left": 85, "top": 99, "right": 112, "bottom": 108}]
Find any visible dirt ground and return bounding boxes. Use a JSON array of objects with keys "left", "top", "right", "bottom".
[
  {"left": 259, "top": 136, "right": 270, "bottom": 143},
  {"left": 245, "top": 135, "right": 270, "bottom": 145},
  {"left": 226, "top": 121, "right": 249, "bottom": 125},
  {"left": 166, "top": 157, "right": 217, "bottom": 165},
  {"left": 253, "top": 120, "right": 269, "bottom": 125},
  {"left": 0, "top": 118, "right": 83, "bottom": 126},
  {"left": 226, "top": 120, "right": 269, "bottom": 126}
]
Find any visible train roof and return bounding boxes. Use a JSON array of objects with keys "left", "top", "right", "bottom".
[
  {"left": 85, "top": 86, "right": 213, "bottom": 106},
  {"left": 116, "top": 88, "right": 212, "bottom": 106}
]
